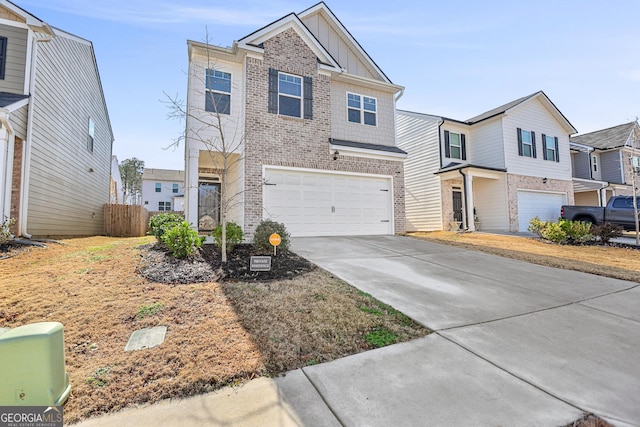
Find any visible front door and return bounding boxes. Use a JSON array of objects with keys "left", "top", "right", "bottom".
[
  {"left": 198, "top": 182, "right": 220, "bottom": 232},
  {"left": 452, "top": 190, "right": 463, "bottom": 223}
]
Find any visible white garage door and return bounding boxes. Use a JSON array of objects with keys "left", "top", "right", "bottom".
[
  {"left": 264, "top": 168, "right": 393, "bottom": 237},
  {"left": 517, "top": 190, "right": 567, "bottom": 232}
]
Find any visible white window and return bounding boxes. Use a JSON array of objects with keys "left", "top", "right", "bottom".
[
  {"left": 155, "top": 183, "right": 161, "bottom": 193},
  {"left": 543, "top": 135, "right": 558, "bottom": 162},
  {"left": 205, "top": 69, "right": 231, "bottom": 115},
  {"left": 449, "top": 132, "right": 462, "bottom": 159},
  {"left": 592, "top": 155, "right": 598, "bottom": 172},
  {"left": 159, "top": 201, "right": 171, "bottom": 211},
  {"left": 278, "top": 72, "right": 302, "bottom": 118},
  {"left": 172, "top": 183, "right": 179, "bottom": 193},
  {"left": 347, "top": 92, "right": 377, "bottom": 126},
  {"left": 521, "top": 130, "right": 533, "bottom": 157},
  {"left": 87, "top": 118, "right": 95, "bottom": 153}
]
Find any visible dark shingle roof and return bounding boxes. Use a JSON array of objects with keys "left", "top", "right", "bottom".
[
  {"left": 465, "top": 93, "right": 538, "bottom": 124},
  {"left": 570, "top": 122, "right": 636, "bottom": 150},
  {"left": 329, "top": 138, "right": 407, "bottom": 155},
  {"left": 0, "top": 92, "right": 29, "bottom": 108}
]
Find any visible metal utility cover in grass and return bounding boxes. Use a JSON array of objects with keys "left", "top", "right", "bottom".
[{"left": 125, "top": 326, "right": 167, "bottom": 351}]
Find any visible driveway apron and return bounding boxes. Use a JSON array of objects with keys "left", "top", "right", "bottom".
[{"left": 292, "top": 235, "right": 640, "bottom": 426}]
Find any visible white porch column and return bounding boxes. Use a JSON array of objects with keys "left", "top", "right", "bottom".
[
  {"left": 466, "top": 173, "right": 476, "bottom": 231},
  {"left": 185, "top": 148, "right": 199, "bottom": 229}
]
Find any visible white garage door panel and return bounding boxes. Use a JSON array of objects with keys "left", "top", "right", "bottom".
[
  {"left": 264, "top": 169, "right": 393, "bottom": 237},
  {"left": 517, "top": 191, "right": 567, "bottom": 232}
]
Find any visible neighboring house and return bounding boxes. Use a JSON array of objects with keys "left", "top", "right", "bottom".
[
  {"left": 397, "top": 91, "right": 577, "bottom": 233},
  {"left": 570, "top": 121, "right": 640, "bottom": 206},
  {"left": 0, "top": 1, "right": 113, "bottom": 237},
  {"left": 184, "top": 2, "right": 406, "bottom": 237},
  {"left": 142, "top": 168, "right": 185, "bottom": 212}
]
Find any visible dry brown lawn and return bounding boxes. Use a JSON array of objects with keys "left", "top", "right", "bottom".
[
  {"left": 0, "top": 236, "right": 427, "bottom": 424},
  {"left": 410, "top": 231, "right": 640, "bottom": 283}
]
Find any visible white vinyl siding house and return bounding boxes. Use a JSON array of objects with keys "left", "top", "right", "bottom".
[{"left": 397, "top": 91, "right": 576, "bottom": 233}]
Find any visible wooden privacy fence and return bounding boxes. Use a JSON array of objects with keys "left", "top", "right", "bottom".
[{"left": 104, "top": 204, "right": 149, "bottom": 237}]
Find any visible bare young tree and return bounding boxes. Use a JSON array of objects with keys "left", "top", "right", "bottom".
[
  {"left": 165, "top": 28, "right": 246, "bottom": 263},
  {"left": 630, "top": 119, "right": 640, "bottom": 245}
]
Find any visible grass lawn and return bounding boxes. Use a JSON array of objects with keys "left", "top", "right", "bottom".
[{"left": 0, "top": 236, "right": 428, "bottom": 424}]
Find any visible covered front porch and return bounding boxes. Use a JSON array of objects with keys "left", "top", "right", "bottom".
[
  {"left": 573, "top": 178, "right": 632, "bottom": 207},
  {"left": 436, "top": 164, "right": 508, "bottom": 232},
  {"left": 184, "top": 149, "right": 243, "bottom": 233}
]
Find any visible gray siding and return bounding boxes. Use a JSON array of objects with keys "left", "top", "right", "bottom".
[
  {"left": 396, "top": 111, "right": 442, "bottom": 231},
  {"left": 0, "top": 24, "right": 27, "bottom": 94},
  {"left": 27, "top": 32, "right": 112, "bottom": 236},
  {"left": 600, "top": 150, "right": 623, "bottom": 184},
  {"left": 571, "top": 151, "right": 591, "bottom": 179}
]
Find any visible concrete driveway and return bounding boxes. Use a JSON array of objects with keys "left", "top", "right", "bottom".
[{"left": 292, "top": 235, "right": 640, "bottom": 426}]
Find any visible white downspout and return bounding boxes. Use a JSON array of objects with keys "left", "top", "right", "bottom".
[
  {"left": 0, "top": 110, "right": 15, "bottom": 224},
  {"left": 20, "top": 24, "right": 55, "bottom": 238}
]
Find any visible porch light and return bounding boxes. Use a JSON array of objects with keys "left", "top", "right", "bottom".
[
  {"left": 542, "top": 177, "right": 548, "bottom": 184},
  {"left": 333, "top": 150, "right": 339, "bottom": 161}
]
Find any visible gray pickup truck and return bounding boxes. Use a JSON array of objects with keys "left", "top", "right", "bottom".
[{"left": 561, "top": 196, "right": 639, "bottom": 229}]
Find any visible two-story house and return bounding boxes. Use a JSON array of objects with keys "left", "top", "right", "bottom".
[
  {"left": 0, "top": 0, "right": 113, "bottom": 237},
  {"left": 141, "top": 168, "right": 185, "bottom": 213},
  {"left": 570, "top": 121, "right": 640, "bottom": 206},
  {"left": 397, "top": 91, "right": 577, "bottom": 232},
  {"left": 184, "top": 2, "right": 406, "bottom": 237}
]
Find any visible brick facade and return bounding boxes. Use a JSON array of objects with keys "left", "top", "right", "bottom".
[{"left": 242, "top": 28, "right": 405, "bottom": 235}]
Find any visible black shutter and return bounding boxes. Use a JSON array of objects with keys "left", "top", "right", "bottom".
[
  {"left": 268, "top": 68, "right": 278, "bottom": 114},
  {"left": 554, "top": 137, "right": 559, "bottom": 162},
  {"left": 461, "top": 133, "right": 467, "bottom": 161},
  {"left": 542, "top": 134, "right": 548, "bottom": 160},
  {"left": 303, "top": 76, "right": 313, "bottom": 119},
  {"left": 0, "top": 37, "right": 6, "bottom": 80},
  {"left": 531, "top": 131, "right": 537, "bottom": 158},
  {"left": 517, "top": 128, "right": 523, "bottom": 156},
  {"left": 444, "top": 130, "right": 451, "bottom": 158}
]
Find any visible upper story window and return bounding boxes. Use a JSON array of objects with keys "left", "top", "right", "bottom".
[
  {"left": 347, "top": 93, "right": 377, "bottom": 126},
  {"left": 155, "top": 183, "right": 162, "bottom": 193},
  {"left": 268, "top": 68, "right": 312, "bottom": 119},
  {"left": 0, "top": 37, "right": 7, "bottom": 80},
  {"left": 205, "top": 69, "right": 231, "bottom": 115},
  {"left": 543, "top": 134, "right": 559, "bottom": 162},
  {"left": 517, "top": 128, "right": 537, "bottom": 158},
  {"left": 592, "top": 155, "right": 598, "bottom": 172},
  {"left": 172, "top": 183, "right": 179, "bottom": 193},
  {"left": 444, "top": 130, "right": 466, "bottom": 160},
  {"left": 87, "top": 118, "right": 95, "bottom": 153}
]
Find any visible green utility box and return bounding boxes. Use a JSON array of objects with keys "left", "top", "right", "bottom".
[{"left": 0, "top": 322, "right": 71, "bottom": 406}]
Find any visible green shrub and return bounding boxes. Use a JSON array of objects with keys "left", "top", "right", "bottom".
[
  {"left": 528, "top": 216, "right": 545, "bottom": 237},
  {"left": 160, "top": 221, "right": 204, "bottom": 258},
  {"left": 559, "top": 218, "right": 592, "bottom": 243},
  {"left": 212, "top": 221, "right": 244, "bottom": 252},
  {"left": 253, "top": 219, "right": 291, "bottom": 253},
  {"left": 0, "top": 217, "right": 16, "bottom": 245},
  {"left": 149, "top": 213, "right": 184, "bottom": 242},
  {"left": 591, "top": 222, "right": 623, "bottom": 244}
]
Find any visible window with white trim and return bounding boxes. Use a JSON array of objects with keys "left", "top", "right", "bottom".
[
  {"left": 158, "top": 201, "right": 171, "bottom": 211},
  {"left": 592, "top": 155, "right": 598, "bottom": 172},
  {"left": 517, "top": 128, "right": 536, "bottom": 158},
  {"left": 205, "top": 69, "right": 231, "bottom": 115},
  {"left": 543, "top": 134, "right": 559, "bottom": 162},
  {"left": 449, "top": 132, "right": 462, "bottom": 159},
  {"left": 278, "top": 72, "right": 302, "bottom": 118},
  {"left": 347, "top": 92, "right": 376, "bottom": 126},
  {"left": 155, "top": 183, "right": 161, "bottom": 193},
  {"left": 87, "top": 118, "right": 95, "bottom": 153},
  {"left": 172, "top": 183, "right": 179, "bottom": 193}
]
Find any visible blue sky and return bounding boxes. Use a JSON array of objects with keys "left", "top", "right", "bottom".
[{"left": 16, "top": 0, "right": 640, "bottom": 170}]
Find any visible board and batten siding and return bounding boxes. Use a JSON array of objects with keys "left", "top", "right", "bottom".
[
  {"left": 27, "top": 31, "right": 112, "bottom": 236},
  {"left": 396, "top": 110, "right": 442, "bottom": 231},
  {"left": 600, "top": 150, "right": 623, "bottom": 184},
  {"left": 469, "top": 118, "right": 505, "bottom": 169},
  {"left": 501, "top": 98, "right": 572, "bottom": 180},
  {"left": 0, "top": 24, "right": 27, "bottom": 94},
  {"left": 300, "top": 13, "right": 377, "bottom": 80}
]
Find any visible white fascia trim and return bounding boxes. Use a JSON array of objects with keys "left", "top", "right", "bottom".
[
  {"left": 329, "top": 143, "right": 406, "bottom": 161},
  {"left": 1, "top": 1, "right": 43, "bottom": 26},
  {"left": 333, "top": 71, "right": 403, "bottom": 94},
  {"left": 573, "top": 177, "right": 608, "bottom": 185},
  {"left": 516, "top": 188, "right": 568, "bottom": 197},
  {"left": 569, "top": 142, "right": 594, "bottom": 152},
  {"left": 0, "top": 17, "right": 29, "bottom": 29},
  {"left": 263, "top": 164, "right": 393, "bottom": 180},
  {"left": 2, "top": 97, "right": 29, "bottom": 112},
  {"left": 238, "top": 15, "right": 340, "bottom": 71}
]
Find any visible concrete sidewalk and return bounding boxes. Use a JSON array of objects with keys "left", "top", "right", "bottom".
[{"left": 76, "top": 235, "right": 640, "bottom": 427}]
